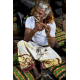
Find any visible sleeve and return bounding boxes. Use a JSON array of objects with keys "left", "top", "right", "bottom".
[
  {"left": 25, "top": 17, "right": 31, "bottom": 29},
  {"left": 48, "top": 21, "right": 56, "bottom": 37}
]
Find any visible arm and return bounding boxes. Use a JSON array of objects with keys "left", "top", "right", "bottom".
[
  {"left": 45, "top": 25, "right": 55, "bottom": 48},
  {"left": 24, "top": 28, "right": 36, "bottom": 42},
  {"left": 47, "top": 36, "right": 55, "bottom": 48},
  {"left": 24, "top": 23, "right": 45, "bottom": 42}
]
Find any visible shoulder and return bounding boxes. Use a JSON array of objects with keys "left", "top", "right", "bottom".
[
  {"left": 51, "top": 21, "right": 56, "bottom": 26},
  {"left": 25, "top": 16, "right": 35, "bottom": 29},
  {"left": 47, "top": 21, "right": 56, "bottom": 31},
  {"left": 47, "top": 21, "right": 56, "bottom": 27},
  {"left": 26, "top": 16, "right": 34, "bottom": 20},
  {"left": 25, "top": 16, "right": 34, "bottom": 22}
]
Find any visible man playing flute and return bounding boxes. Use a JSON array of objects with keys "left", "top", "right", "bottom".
[{"left": 17, "top": 1, "right": 62, "bottom": 80}]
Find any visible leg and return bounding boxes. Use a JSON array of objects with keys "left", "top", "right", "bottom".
[
  {"left": 17, "top": 40, "right": 35, "bottom": 72},
  {"left": 17, "top": 40, "right": 41, "bottom": 79},
  {"left": 33, "top": 65, "right": 41, "bottom": 80}
]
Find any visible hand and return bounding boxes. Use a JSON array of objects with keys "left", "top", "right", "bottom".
[
  {"left": 45, "top": 25, "right": 51, "bottom": 37},
  {"left": 33, "top": 22, "right": 45, "bottom": 32}
]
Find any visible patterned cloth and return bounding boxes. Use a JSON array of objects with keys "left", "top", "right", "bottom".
[
  {"left": 17, "top": 40, "right": 62, "bottom": 72},
  {"left": 48, "top": 61, "right": 66, "bottom": 80},
  {"left": 13, "top": 65, "right": 35, "bottom": 80},
  {"left": 55, "top": 27, "right": 66, "bottom": 46}
]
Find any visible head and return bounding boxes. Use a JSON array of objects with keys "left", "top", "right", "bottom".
[{"left": 31, "top": 1, "right": 54, "bottom": 23}]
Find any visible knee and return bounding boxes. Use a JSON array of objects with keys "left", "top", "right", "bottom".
[{"left": 17, "top": 40, "right": 25, "bottom": 47}]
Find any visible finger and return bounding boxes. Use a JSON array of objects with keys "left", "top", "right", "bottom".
[
  {"left": 47, "top": 25, "right": 51, "bottom": 31},
  {"left": 47, "top": 25, "right": 50, "bottom": 29},
  {"left": 39, "top": 23, "right": 44, "bottom": 29}
]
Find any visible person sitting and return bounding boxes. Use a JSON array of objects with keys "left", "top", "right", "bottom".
[{"left": 17, "top": 1, "right": 62, "bottom": 80}]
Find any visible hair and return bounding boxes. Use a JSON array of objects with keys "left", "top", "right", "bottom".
[{"left": 31, "top": 1, "right": 54, "bottom": 23}]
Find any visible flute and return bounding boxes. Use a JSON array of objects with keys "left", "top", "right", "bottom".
[{"left": 34, "top": 17, "right": 49, "bottom": 31}]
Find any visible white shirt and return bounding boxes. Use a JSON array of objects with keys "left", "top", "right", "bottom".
[{"left": 25, "top": 16, "right": 56, "bottom": 46}]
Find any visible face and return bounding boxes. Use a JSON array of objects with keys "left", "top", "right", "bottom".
[{"left": 34, "top": 6, "right": 46, "bottom": 21}]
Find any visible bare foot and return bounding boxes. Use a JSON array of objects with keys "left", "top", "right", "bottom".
[{"left": 33, "top": 66, "right": 41, "bottom": 80}]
